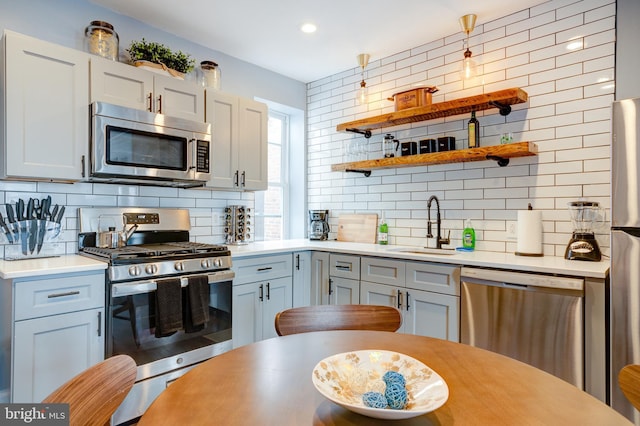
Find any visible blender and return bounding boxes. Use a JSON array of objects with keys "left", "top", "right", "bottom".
[{"left": 564, "top": 201, "right": 604, "bottom": 261}]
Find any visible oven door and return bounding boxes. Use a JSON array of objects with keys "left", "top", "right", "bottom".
[{"left": 107, "top": 270, "right": 234, "bottom": 380}]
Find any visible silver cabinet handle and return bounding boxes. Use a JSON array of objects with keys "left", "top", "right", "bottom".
[{"left": 47, "top": 290, "right": 80, "bottom": 299}]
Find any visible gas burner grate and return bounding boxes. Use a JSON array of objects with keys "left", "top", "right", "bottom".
[{"left": 81, "top": 242, "right": 229, "bottom": 262}]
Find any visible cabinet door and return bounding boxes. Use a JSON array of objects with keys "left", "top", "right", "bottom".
[
  {"left": 232, "top": 282, "right": 262, "bottom": 348},
  {"left": 237, "top": 98, "right": 268, "bottom": 190},
  {"left": 262, "top": 277, "right": 293, "bottom": 340},
  {"left": 405, "top": 289, "right": 459, "bottom": 342},
  {"left": 311, "top": 251, "right": 330, "bottom": 305},
  {"left": 206, "top": 91, "right": 239, "bottom": 189},
  {"left": 292, "top": 251, "right": 312, "bottom": 308},
  {"left": 154, "top": 74, "right": 204, "bottom": 122},
  {"left": 360, "top": 281, "right": 401, "bottom": 310},
  {"left": 3, "top": 31, "right": 89, "bottom": 181},
  {"left": 89, "top": 57, "right": 153, "bottom": 111},
  {"left": 12, "top": 308, "right": 104, "bottom": 402},
  {"left": 328, "top": 277, "right": 360, "bottom": 305}
]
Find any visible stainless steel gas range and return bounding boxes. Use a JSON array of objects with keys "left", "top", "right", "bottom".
[{"left": 78, "top": 208, "right": 234, "bottom": 424}]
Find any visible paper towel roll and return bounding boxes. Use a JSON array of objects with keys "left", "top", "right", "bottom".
[{"left": 516, "top": 209, "right": 543, "bottom": 256}]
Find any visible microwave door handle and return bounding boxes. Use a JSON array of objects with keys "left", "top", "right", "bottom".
[{"left": 188, "top": 138, "right": 196, "bottom": 176}]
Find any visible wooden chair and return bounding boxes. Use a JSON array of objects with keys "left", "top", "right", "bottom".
[
  {"left": 619, "top": 364, "right": 640, "bottom": 411},
  {"left": 42, "top": 354, "right": 137, "bottom": 426},
  {"left": 274, "top": 304, "right": 402, "bottom": 336}
]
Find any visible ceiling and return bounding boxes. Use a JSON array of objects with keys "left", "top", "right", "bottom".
[{"left": 91, "top": 0, "right": 546, "bottom": 83}]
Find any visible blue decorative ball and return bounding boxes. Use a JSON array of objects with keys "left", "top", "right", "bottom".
[
  {"left": 385, "top": 382, "right": 408, "bottom": 410},
  {"left": 382, "top": 371, "right": 406, "bottom": 387},
  {"left": 362, "top": 391, "right": 388, "bottom": 409}
]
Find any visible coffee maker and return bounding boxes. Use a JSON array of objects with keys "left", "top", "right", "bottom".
[
  {"left": 309, "top": 210, "right": 330, "bottom": 240},
  {"left": 564, "top": 201, "right": 604, "bottom": 261}
]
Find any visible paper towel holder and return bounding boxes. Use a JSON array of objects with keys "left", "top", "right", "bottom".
[{"left": 515, "top": 203, "right": 544, "bottom": 257}]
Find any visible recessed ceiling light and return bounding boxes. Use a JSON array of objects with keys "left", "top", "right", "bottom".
[{"left": 301, "top": 23, "right": 317, "bottom": 33}]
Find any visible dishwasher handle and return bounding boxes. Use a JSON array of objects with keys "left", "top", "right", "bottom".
[{"left": 461, "top": 267, "right": 583, "bottom": 291}]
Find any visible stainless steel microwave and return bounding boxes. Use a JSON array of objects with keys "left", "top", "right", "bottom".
[{"left": 90, "top": 102, "right": 211, "bottom": 187}]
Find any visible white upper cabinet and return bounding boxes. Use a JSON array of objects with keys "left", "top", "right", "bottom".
[
  {"left": 90, "top": 57, "right": 205, "bottom": 122},
  {"left": 1, "top": 30, "right": 89, "bottom": 181},
  {"left": 205, "top": 91, "right": 267, "bottom": 190}
]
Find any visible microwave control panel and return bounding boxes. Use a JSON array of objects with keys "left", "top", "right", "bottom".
[{"left": 196, "top": 140, "right": 210, "bottom": 173}]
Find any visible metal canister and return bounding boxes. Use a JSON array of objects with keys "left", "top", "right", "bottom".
[{"left": 85, "top": 20, "right": 119, "bottom": 61}]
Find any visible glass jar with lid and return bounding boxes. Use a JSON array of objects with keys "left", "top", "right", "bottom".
[
  {"left": 199, "top": 60, "right": 221, "bottom": 90},
  {"left": 84, "top": 20, "right": 119, "bottom": 61}
]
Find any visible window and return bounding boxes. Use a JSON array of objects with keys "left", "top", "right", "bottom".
[{"left": 254, "top": 99, "right": 305, "bottom": 241}]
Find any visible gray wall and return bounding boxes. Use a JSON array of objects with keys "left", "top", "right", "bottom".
[{"left": 615, "top": 0, "right": 640, "bottom": 100}]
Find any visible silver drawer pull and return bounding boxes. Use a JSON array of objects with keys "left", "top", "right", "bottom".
[{"left": 47, "top": 290, "right": 81, "bottom": 299}]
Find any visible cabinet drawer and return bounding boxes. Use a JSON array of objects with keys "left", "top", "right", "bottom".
[
  {"left": 361, "top": 257, "right": 405, "bottom": 286},
  {"left": 232, "top": 254, "right": 292, "bottom": 285},
  {"left": 405, "top": 262, "right": 460, "bottom": 296},
  {"left": 329, "top": 254, "right": 360, "bottom": 280},
  {"left": 14, "top": 272, "right": 105, "bottom": 321}
]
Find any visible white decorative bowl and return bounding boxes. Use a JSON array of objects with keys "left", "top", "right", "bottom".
[{"left": 312, "top": 350, "right": 448, "bottom": 420}]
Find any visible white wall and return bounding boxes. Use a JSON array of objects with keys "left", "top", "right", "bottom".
[
  {"left": 307, "top": 0, "right": 615, "bottom": 257},
  {"left": 0, "top": 0, "right": 307, "bottom": 256}
]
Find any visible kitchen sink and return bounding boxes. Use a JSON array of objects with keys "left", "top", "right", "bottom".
[{"left": 386, "top": 246, "right": 457, "bottom": 256}]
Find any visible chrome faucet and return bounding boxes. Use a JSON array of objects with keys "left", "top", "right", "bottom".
[{"left": 427, "top": 195, "right": 450, "bottom": 249}]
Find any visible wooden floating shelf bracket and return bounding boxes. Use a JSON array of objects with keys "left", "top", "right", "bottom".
[
  {"left": 345, "top": 169, "right": 371, "bottom": 177},
  {"left": 345, "top": 128, "right": 372, "bottom": 139}
]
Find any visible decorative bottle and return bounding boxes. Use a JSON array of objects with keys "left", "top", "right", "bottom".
[
  {"left": 378, "top": 213, "right": 388, "bottom": 245},
  {"left": 468, "top": 111, "right": 480, "bottom": 148}
]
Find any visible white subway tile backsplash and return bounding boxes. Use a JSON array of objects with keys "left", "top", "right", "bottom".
[{"left": 306, "top": 0, "right": 615, "bottom": 256}]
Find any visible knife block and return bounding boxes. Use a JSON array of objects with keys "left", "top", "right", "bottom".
[{"left": 3, "top": 220, "right": 63, "bottom": 260}]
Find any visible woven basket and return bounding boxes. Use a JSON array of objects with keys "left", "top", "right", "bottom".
[{"left": 133, "top": 60, "right": 185, "bottom": 79}]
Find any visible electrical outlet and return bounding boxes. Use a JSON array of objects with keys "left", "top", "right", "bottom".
[{"left": 506, "top": 221, "right": 517, "bottom": 240}]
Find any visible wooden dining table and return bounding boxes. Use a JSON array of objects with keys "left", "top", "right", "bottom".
[{"left": 138, "top": 330, "right": 631, "bottom": 425}]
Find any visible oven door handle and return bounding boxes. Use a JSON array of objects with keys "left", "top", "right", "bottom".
[{"left": 111, "top": 270, "right": 235, "bottom": 297}]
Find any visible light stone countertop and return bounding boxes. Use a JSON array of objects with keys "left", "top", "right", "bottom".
[
  {"left": 0, "top": 255, "right": 107, "bottom": 280},
  {"left": 228, "top": 239, "right": 610, "bottom": 279},
  {"left": 0, "top": 239, "right": 610, "bottom": 280}
]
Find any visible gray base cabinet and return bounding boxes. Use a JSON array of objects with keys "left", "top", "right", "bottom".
[
  {"left": 360, "top": 257, "right": 460, "bottom": 341},
  {"left": 328, "top": 254, "right": 360, "bottom": 305},
  {"left": 292, "top": 251, "right": 312, "bottom": 307},
  {"left": 1, "top": 271, "right": 105, "bottom": 403},
  {"left": 232, "top": 254, "right": 293, "bottom": 347}
]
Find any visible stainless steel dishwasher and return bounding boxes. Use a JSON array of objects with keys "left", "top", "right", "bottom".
[{"left": 460, "top": 267, "right": 584, "bottom": 389}]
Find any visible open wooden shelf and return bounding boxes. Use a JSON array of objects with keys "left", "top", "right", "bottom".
[
  {"left": 336, "top": 88, "right": 528, "bottom": 133},
  {"left": 331, "top": 142, "right": 538, "bottom": 174}
]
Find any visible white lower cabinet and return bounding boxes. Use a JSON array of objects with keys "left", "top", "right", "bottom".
[
  {"left": 360, "top": 257, "right": 460, "bottom": 341},
  {"left": 2, "top": 271, "right": 105, "bottom": 403},
  {"left": 292, "top": 251, "right": 312, "bottom": 307},
  {"left": 13, "top": 308, "right": 103, "bottom": 402},
  {"left": 232, "top": 254, "right": 293, "bottom": 347},
  {"left": 328, "top": 254, "right": 361, "bottom": 305}
]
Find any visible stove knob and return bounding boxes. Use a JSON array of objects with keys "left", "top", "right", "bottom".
[
  {"left": 201, "top": 259, "right": 212, "bottom": 269},
  {"left": 145, "top": 264, "right": 158, "bottom": 275},
  {"left": 128, "top": 266, "right": 141, "bottom": 277},
  {"left": 174, "top": 262, "right": 185, "bottom": 272},
  {"left": 214, "top": 258, "right": 222, "bottom": 267}
]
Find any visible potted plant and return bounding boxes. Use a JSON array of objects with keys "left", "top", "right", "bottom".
[{"left": 127, "top": 38, "right": 195, "bottom": 78}]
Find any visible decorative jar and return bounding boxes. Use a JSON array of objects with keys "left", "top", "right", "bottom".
[
  {"left": 84, "top": 20, "right": 119, "bottom": 61},
  {"left": 199, "top": 60, "right": 221, "bottom": 90}
]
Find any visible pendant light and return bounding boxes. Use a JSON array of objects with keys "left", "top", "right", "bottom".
[
  {"left": 459, "top": 14, "right": 478, "bottom": 80},
  {"left": 356, "top": 53, "right": 370, "bottom": 105}
]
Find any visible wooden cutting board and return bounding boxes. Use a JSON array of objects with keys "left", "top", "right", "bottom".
[{"left": 337, "top": 214, "right": 378, "bottom": 243}]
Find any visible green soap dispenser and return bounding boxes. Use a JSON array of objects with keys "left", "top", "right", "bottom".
[{"left": 462, "top": 219, "right": 476, "bottom": 250}]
